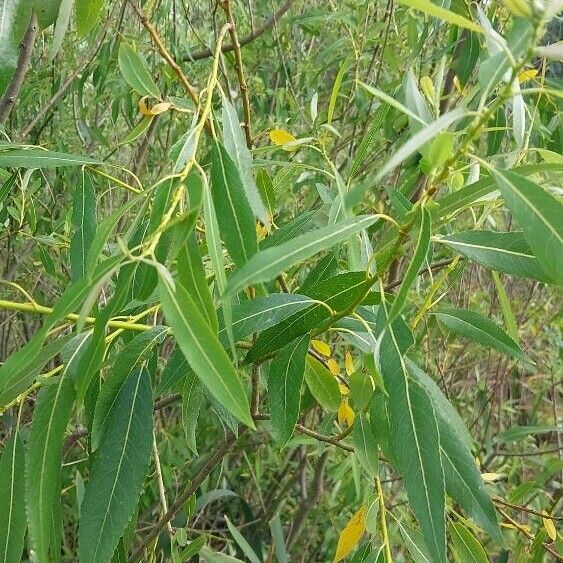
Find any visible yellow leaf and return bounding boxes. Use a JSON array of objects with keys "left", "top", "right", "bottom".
[
  {"left": 481, "top": 472, "right": 504, "bottom": 482},
  {"left": 420, "top": 75, "right": 435, "bottom": 103},
  {"left": 269, "top": 128, "right": 296, "bottom": 145},
  {"left": 518, "top": 68, "right": 538, "bottom": 83},
  {"left": 149, "top": 101, "right": 172, "bottom": 115},
  {"left": 345, "top": 352, "right": 355, "bottom": 376},
  {"left": 327, "top": 358, "right": 340, "bottom": 376},
  {"left": 333, "top": 506, "right": 366, "bottom": 562},
  {"left": 339, "top": 383, "right": 350, "bottom": 396},
  {"left": 312, "top": 339, "right": 332, "bottom": 357},
  {"left": 337, "top": 400, "right": 355, "bottom": 426},
  {"left": 138, "top": 96, "right": 151, "bottom": 115},
  {"left": 453, "top": 75, "right": 463, "bottom": 94},
  {"left": 542, "top": 511, "right": 557, "bottom": 541},
  {"left": 503, "top": 0, "right": 533, "bottom": 17}
]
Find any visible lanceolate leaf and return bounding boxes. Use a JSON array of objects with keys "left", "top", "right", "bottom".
[
  {"left": 90, "top": 326, "right": 168, "bottom": 450},
  {"left": 177, "top": 234, "right": 218, "bottom": 332},
  {"left": 352, "top": 414, "right": 379, "bottom": 476},
  {"left": 182, "top": 370, "right": 203, "bottom": 454},
  {"left": 0, "top": 433, "right": 26, "bottom": 563},
  {"left": 222, "top": 96, "right": 268, "bottom": 225},
  {"left": 0, "top": 149, "right": 101, "bottom": 168},
  {"left": 304, "top": 356, "right": 341, "bottom": 413},
  {"left": 449, "top": 522, "right": 489, "bottom": 563},
  {"left": 70, "top": 168, "right": 97, "bottom": 281},
  {"left": 117, "top": 42, "right": 160, "bottom": 98},
  {"left": 268, "top": 334, "right": 310, "bottom": 446},
  {"left": 494, "top": 169, "right": 563, "bottom": 285},
  {"left": 438, "top": 230, "right": 551, "bottom": 282},
  {"left": 211, "top": 141, "right": 258, "bottom": 268},
  {"left": 79, "top": 367, "right": 153, "bottom": 563},
  {"left": 224, "top": 215, "right": 377, "bottom": 299},
  {"left": 158, "top": 274, "right": 254, "bottom": 428},
  {"left": 26, "top": 376, "right": 76, "bottom": 563},
  {"left": 217, "top": 293, "right": 315, "bottom": 346},
  {"left": 379, "top": 304, "right": 446, "bottom": 563},
  {"left": 75, "top": 0, "right": 104, "bottom": 36},
  {"left": 388, "top": 206, "right": 430, "bottom": 323},
  {"left": 407, "top": 361, "right": 502, "bottom": 542},
  {"left": 433, "top": 308, "right": 529, "bottom": 362}
]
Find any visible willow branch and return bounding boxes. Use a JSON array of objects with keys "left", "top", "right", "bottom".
[
  {"left": 182, "top": 0, "right": 295, "bottom": 62},
  {"left": 0, "top": 13, "right": 38, "bottom": 125}
]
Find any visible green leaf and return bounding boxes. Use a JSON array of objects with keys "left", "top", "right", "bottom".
[
  {"left": 0, "top": 432, "right": 26, "bottom": 563},
  {"left": 0, "top": 149, "right": 101, "bottom": 169},
  {"left": 494, "top": 169, "right": 563, "bottom": 285},
  {"left": 217, "top": 293, "right": 315, "bottom": 347},
  {"left": 49, "top": 0, "right": 72, "bottom": 59},
  {"left": 379, "top": 304, "right": 446, "bottom": 563},
  {"left": 439, "top": 231, "right": 551, "bottom": 282},
  {"left": 182, "top": 370, "right": 203, "bottom": 454},
  {"left": 352, "top": 414, "right": 379, "bottom": 476},
  {"left": 304, "top": 356, "right": 341, "bottom": 413},
  {"left": 491, "top": 272, "right": 519, "bottom": 342},
  {"left": 449, "top": 522, "right": 489, "bottom": 563},
  {"left": 268, "top": 334, "right": 309, "bottom": 446},
  {"left": 497, "top": 425, "right": 559, "bottom": 443},
  {"left": 75, "top": 0, "right": 104, "bottom": 35},
  {"left": 433, "top": 308, "right": 529, "bottom": 363},
  {"left": 26, "top": 376, "right": 76, "bottom": 562},
  {"left": 210, "top": 141, "right": 257, "bottom": 268},
  {"left": 32, "top": 0, "right": 61, "bottom": 29},
  {"left": 158, "top": 275, "right": 254, "bottom": 428},
  {"left": 177, "top": 233, "right": 218, "bottom": 332},
  {"left": 0, "top": 0, "right": 33, "bottom": 86},
  {"left": 91, "top": 326, "right": 167, "bottom": 450},
  {"left": 79, "top": 367, "right": 153, "bottom": 563},
  {"left": 407, "top": 360, "right": 502, "bottom": 543},
  {"left": 224, "top": 515, "right": 261, "bottom": 563},
  {"left": 396, "top": 520, "right": 432, "bottom": 563},
  {"left": 70, "top": 168, "right": 97, "bottom": 281},
  {"left": 224, "top": 215, "right": 377, "bottom": 299},
  {"left": 222, "top": 96, "right": 268, "bottom": 225},
  {"left": 397, "top": 0, "right": 483, "bottom": 33},
  {"left": 388, "top": 206, "right": 430, "bottom": 323},
  {"left": 117, "top": 42, "right": 160, "bottom": 98},
  {"left": 156, "top": 346, "right": 190, "bottom": 395},
  {"left": 246, "top": 272, "right": 373, "bottom": 363}
]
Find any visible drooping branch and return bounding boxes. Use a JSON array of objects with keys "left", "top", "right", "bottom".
[
  {"left": 0, "top": 13, "right": 38, "bottom": 125},
  {"left": 182, "top": 0, "right": 295, "bottom": 62}
]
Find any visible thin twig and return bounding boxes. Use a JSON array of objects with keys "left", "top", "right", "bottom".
[
  {"left": 219, "top": 0, "right": 253, "bottom": 147},
  {"left": 183, "top": 0, "right": 295, "bottom": 62},
  {"left": 128, "top": 429, "right": 246, "bottom": 563},
  {"left": 0, "top": 13, "right": 38, "bottom": 125}
]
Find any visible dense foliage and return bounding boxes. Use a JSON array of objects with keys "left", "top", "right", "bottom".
[{"left": 0, "top": 0, "right": 562, "bottom": 561}]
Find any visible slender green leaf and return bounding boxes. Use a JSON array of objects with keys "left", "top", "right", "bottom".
[
  {"left": 177, "top": 233, "right": 218, "bottom": 332},
  {"left": 0, "top": 149, "right": 101, "bottom": 168},
  {"left": 26, "top": 376, "right": 75, "bottom": 563},
  {"left": 158, "top": 275, "right": 254, "bottom": 428},
  {"left": 224, "top": 515, "right": 261, "bottom": 563},
  {"left": 79, "top": 367, "right": 153, "bottom": 563},
  {"left": 224, "top": 215, "right": 377, "bottom": 299},
  {"left": 379, "top": 303, "right": 446, "bottom": 563},
  {"left": 117, "top": 42, "right": 160, "bottom": 98},
  {"left": 211, "top": 141, "right": 257, "bottom": 268},
  {"left": 438, "top": 231, "right": 552, "bottom": 282},
  {"left": 449, "top": 522, "right": 489, "bottom": 563},
  {"left": 388, "top": 206, "right": 430, "bottom": 323},
  {"left": 494, "top": 169, "right": 563, "bottom": 284},
  {"left": 352, "top": 414, "right": 379, "bottom": 476},
  {"left": 407, "top": 360, "right": 502, "bottom": 542},
  {"left": 268, "top": 334, "right": 309, "bottom": 446},
  {"left": 433, "top": 308, "right": 529, "bottom": 363},
  {"left": 49, "top": 0, "right": 72, "bottom": 59},
  {"left": 304, "top": 356, "right": 341, "bottom": 413},
  {"left": 397, "top": 0, "right": 483, "bottom": 33},
  {"left": 75, "top": 0, "right": 104, "bottom": 36},
  {"left": 70, "top": 168, "right": 97, "bottom": 281},
  {"left": 91, "top": 326, "right": 167, "bottom": 450},
  {"left": 182, "top": 370, "right": 203, "bottom": 454},
  {"left": 222, "top": 96, "right": 268, "bottom": 225},
  {"left": 0, "top": 433, "right": 26, "bottom": 563}
]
